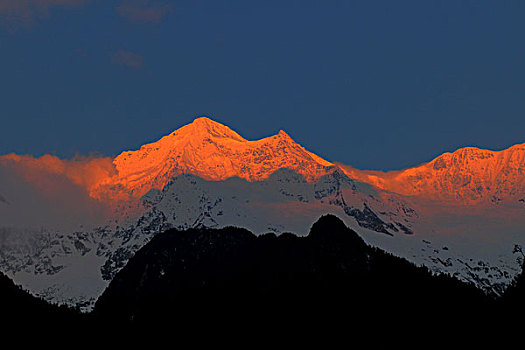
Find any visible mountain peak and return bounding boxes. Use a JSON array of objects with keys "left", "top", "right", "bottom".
[
  {"left": 277, "top": 129, "right": 292, "bottom": 139},
  {"left": 173, "top": 117, "right": 246, "bottom": 142},
  {"left": 93, "top": 116, "right": 334, "bottom": 201},
  {"left": 190, "top": 116, "right": 225, "bottom": 130},
  {"left": 191, "top": 116, "right": 219, "bottom": 129}
]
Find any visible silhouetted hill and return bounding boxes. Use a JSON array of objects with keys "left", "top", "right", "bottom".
[
  {"left": 93, "top": 215, "right": 494, "bottom": 330},
  {"left": 0, "top": 271, "right": 84, "bottom": 332}
]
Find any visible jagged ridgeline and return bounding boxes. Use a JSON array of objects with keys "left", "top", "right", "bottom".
[{"left": 93, "top": 215, "right": 497, "bottom": 326}]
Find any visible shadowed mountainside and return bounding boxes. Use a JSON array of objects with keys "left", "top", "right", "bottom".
[
  {"left": 0, "top": 271, "right": 84, "bottom": 331},
  {"left": 93, "top": 215, "right": 499, "bottom": 328}
]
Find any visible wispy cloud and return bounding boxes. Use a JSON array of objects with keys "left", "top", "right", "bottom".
[
  {"left": 116, "top": 0, "right": 172, "bottom": 24},
  {"left": 0, "top": 0, "right": 88, "bottom": 27},
  {"left": 0, "top": 153, "right": 116, "bottom": 191},
  {"left": 110, "top": 49, "right": 144, "bottom": 68},
  {"left": 0, "top": 0, "right": 172, "bottom": 29},
  {"left": 0, "top": 154, "right": 115, "bottom": 230}
]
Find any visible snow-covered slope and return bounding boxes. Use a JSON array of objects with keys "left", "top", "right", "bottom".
[
  {"left": 131, "top": 169, "right": 524, "bottom": 296},
  {"left": 92, "top": 117, "right": 335, "bottom": 201},
  {"left": 1, "top": 117, "right": 524, "bottom": 310},
  {"left": 337, "top": 143, "right": 525, "bottom": 204},
  {"left": 2, "top": 168, "right": 521, "bottom": 310},
  {"left": 0, "top": 168, "right": 420, "bottom": 310},
  {"left": 335, "top": 143, "right": 525, "bottom": 295}
]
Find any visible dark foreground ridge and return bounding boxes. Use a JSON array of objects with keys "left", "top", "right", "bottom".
[
  {"left": 0, "top": 270, "right": 84, "bottom": 330},
  {"left": 3, "top": 215, "right": 525, "bottom": 336},
  {"left": 92, "top": 215, "right": 512, "bottom": 328}
]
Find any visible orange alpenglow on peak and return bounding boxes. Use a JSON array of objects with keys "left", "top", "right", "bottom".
[
  {"left": 337, "top": 142, "right": 525, "bottom": 203},
  {"left": 170, "top": 116, "right": 247, "bottom": 142},
  {"left": 93, "top": 117, "right": 335, "bottom": 200}
]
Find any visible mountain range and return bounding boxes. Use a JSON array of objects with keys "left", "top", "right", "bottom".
[{"left": 1, "top": 116, "right": 525, "bottom": 310}]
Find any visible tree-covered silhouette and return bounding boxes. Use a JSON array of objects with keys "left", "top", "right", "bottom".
[
  {"left": 92, "top": 215, "right": 495, "bottom": 330},
  {"left": 0, "top": 270, "right": 84, "bottom": 332}
]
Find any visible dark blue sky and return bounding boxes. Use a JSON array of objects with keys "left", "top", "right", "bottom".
[{"left": 1, "top": 0, "right": 524, "bottom": 170}]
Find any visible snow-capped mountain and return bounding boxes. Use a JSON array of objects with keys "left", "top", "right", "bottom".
[
  {"left": 1, "top": 116, "right": 524, "bottom": 310},
  {"left": 0, "top": 167, "right": 421, "bottom": 311},
  {"left": 92, "top": 117, "right": 335, "bottom": 201},
  {"left": 135, "top": 168, "right": 522, "bottom": 295},
  {"left": 337, "top": 143, "right": 525, "bottom": 204}
]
